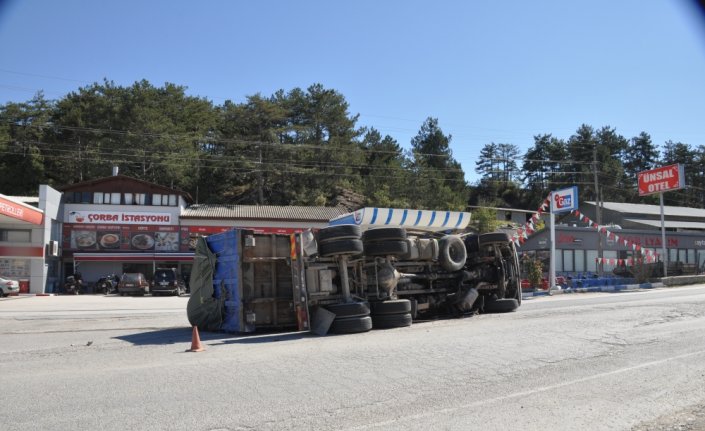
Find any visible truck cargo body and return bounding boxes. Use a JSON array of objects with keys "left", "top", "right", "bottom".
[{"left": 187, "top": 212, "right": 521, "bottom": 334}]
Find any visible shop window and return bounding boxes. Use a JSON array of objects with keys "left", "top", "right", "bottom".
[
  {"left": 555, "top": 250, "right": 563, "bottom": 272},
  {"left": 93, "top": 193, "right": 104, "bottom": 204},
  {"left": 168, "top": 194, "right": 177, "bottom": 206},
  {"left": 0, "top": 229, "right": 31, "bottom": 242},
  {"left": 124, "top": 193, "right": 134, "bottom": 205},
  {"left": 603, "top": 250, "right": 617, "bottom": 273},
  {"left": 587, "top": 250, "right": 598, "bottom": 272},
  {"left": 687, "top": 249, "right": 695, "bottom": 264},
  {"left": 575, "top": 249, "right": 585, "bottom": 272},
  {"left": 563, "top": 250, "right": 574, "bottom": 272}
]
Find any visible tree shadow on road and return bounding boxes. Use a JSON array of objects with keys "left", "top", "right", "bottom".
[{"left": 114, "top": 327, "right": 310, "bottom": 346}]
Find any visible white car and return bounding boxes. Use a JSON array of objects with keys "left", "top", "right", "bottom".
[{"left": 0, "top": 277, "right": 20, "bottom": 297}]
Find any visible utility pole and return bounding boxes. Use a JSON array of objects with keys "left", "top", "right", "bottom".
[{"left": 593, "top": 145, "right": 603, "bottom": 276}]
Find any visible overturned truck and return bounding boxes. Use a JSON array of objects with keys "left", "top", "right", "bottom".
[{"left": 187, "top": 208, "right": 522, "bottom": 335}]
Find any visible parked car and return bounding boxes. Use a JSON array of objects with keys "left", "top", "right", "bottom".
[
  {"left": 0, "top": 276, "right": 20, "bottom": 297},
  {"left": 151, "top": 268, "right": 186, "bottom": 296},
  {"left": 117, "top": 273, "right": 150, "bottom": 296}
]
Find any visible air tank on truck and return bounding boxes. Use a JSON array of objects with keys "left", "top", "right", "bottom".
[{"left": 187, "top": 207, "right": 522, "bottom": 335}]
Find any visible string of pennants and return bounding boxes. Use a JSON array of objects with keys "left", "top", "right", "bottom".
[
  {"left": 511, "top": 196, "right": 659, "bottom": 266},
  {"left": 511, "top": 196, "right": 551, "bottom": 247},
  {"left": 572, "top": 210, "right": 659, "bottom": 265}
]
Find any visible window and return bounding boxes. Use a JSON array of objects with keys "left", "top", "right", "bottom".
[
  {"left": 587, "top": 250, "right": 598, "bottom": 272},
  {"left": 111, "top": 192, "right": 121, "bottom": 205},
  {"left": 81, "top": 192, "right": 92, "bottom": 203},
  {"left": 168, "top": 194, "right": 177, "bottom": 206},
  {"left": 563, "top": 250, "right": 574, "bottom": 272},
  {"left": 575, "top": 249, "right": 585, "bottom": 272},
  {"left": 135, "top": 193, "right": 147, "bottom": 205},
  {"left": 93, "top": 193, "right": 104, "bottom": 204},
  {"left": 124, "top": 193, "right": 133, "bottom": 205},
  {"left": 152, "top": 194, "right": 163, "bottom": 206},
  {"left": 555, "top": 250, "right": 563, "bottom": 272},
  {"left": 0, "top": 229, "right": 31, "bottom": 242},
  {"left": 603, "top": 250, "right": 617, "bottom": 273}
]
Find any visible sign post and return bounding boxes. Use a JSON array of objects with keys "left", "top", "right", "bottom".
[
  {"left": 638, "top": 164, "right": 685, "bottom": 278},
  {"left": 550, "top": 186, "right": 578, "bottom": 291}
]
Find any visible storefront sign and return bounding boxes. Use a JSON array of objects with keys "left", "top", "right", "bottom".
[
  {"left": 0, "top": 195, "right": 44, "bottom": 225},
  {"left": 638, "top": 164, "right": 685, "bottom": 196},
  {"left": 67, "top": 211, "right": 173, "bottom": 225},
  {"left": 551, "top": 186, "right": 578, "bottom": 213}
]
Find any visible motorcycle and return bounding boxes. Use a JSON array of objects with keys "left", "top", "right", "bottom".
[
  {"left": 63, "top": 275, "right": 83, "bottom": 295},
  {"left": 96, "top": 274, "right": 119, "bottom": 294}
]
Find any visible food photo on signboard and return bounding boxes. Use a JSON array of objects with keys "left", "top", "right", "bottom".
[
  {"left": 72, "top": 230, "right": 97, "bottom": 249},
  {"left": 130, "top": 233, "right": 155, "bottom": 251}
]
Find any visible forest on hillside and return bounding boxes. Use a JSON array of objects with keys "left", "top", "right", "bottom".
[{"left": 1, "top": 80, "right": 703, "bottom": 211}]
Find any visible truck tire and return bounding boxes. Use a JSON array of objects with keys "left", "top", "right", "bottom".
[
  {"left": 372, "top": 313, "right": 412, "bottom": 329},
  {"left": 318, "top": 225, "right": 361, "bottom": 244},
  {"left": 483, "top": 298, "right": 519, "bottom": 313},
  {"left": 364, "top": 240, "right": 408, "bottom": 257},
  {"left": 329, "top": 316, "right": 373, "bottom": 334},
  {"left": 319, "top": 239, "right": 363, "bottom": 257},
  {"left": 370, "top": 299, "right": 412, "bottom": 315},
  {"left": 438, "top": 235, "right": 467, "bottom": 271},
  {"left": 324, "top": 301, "right": 370, "bottom": 318},
  {"left": 362, "top": 227, "right": 407, "bottom": 243}
]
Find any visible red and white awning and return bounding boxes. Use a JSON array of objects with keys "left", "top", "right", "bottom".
[{"left": 73, "top": 252, "right": 194, "bottom": 262}]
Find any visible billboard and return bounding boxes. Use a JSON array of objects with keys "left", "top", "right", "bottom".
[
  {"left": 551, "top": 186, "right": 578, "bottom": 213},
  {"left": 638, "top": 164, "right": 685, "bottom": 196}
]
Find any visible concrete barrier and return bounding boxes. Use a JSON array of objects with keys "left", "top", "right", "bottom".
[{"left": 662, "top": 275, "right": 705, "bottom": 287}]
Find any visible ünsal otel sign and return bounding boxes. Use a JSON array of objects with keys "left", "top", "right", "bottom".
[{"left": 638, "top": 164, "right": 685, "bottom": 196}]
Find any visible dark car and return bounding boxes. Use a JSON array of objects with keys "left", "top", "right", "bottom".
[
  {"left": 118, "top": 273, "right": 150, "bottom": 296},
  {"left": 151, "top": 268, "right": 186, "bottom": 296}
]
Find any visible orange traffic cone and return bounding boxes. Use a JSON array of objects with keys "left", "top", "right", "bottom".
[{"left": 187, "top": 326, "right": 205, "bottom": 352}]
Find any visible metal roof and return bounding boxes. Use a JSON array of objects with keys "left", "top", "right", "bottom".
[
  {"left": 623, "top": 218, "right": 705, "bottom": 230},
  {"left": 181, "top": 204, "right": 350, "bottom": 221},
  {"left": 586, "top": 201, "right": 705, "bottom": 218}
]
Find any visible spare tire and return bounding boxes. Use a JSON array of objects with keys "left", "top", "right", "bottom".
[
  {"left": 318, "top": 225, "right": 361, "bottom": 244},
  {"left": 438, "top": 235, "right": 467, "bottom": 271}
]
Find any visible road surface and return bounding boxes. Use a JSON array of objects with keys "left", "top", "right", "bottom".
[{"left": 1, "top": 286, "right": 704, "bottom": 430}]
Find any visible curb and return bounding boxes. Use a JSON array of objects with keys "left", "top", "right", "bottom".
[{"left": 523, "top": 282, "right": 665, "bottom": 298}]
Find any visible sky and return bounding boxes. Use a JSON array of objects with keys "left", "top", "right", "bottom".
[{"left": 1, "top": 0, "right": 705, "bottom": 183}]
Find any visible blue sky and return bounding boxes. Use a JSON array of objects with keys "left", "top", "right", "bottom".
[{"left": 1, "top": 0, "right": 704, "bottom": 183}]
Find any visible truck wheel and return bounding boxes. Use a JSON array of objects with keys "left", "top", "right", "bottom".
[
  {"left": 318, "top": 225, "right": 361, "bottom": 244},
  {"left": 364, "top": 240, "right": 408, "bottom": 257},
  {"left": 372, "top": 313, "right": 412, "bottom": 329},
  {"left": 329, "top": 316, "right": 373, "bottom": 334},
  {"left": 324, "top": 301, "right": 370, "bottom": 318},
  {"left": 438, "top": 235, "right": 467, "bottom": 271},
  {"left": 370, "top": 299, "right": 412, "bottom": 315},
  {"left": 483, "top": 298, "right": 519, "bottom": 313},
  {"left": 362, "top": 227, "right": 407, "bottom": 243},
  {"left": 319, "top": 239, "right": 363, "bottom": 257}
]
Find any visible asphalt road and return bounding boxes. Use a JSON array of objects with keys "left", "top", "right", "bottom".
[{"left": 1, "top": 286, "right": 705, "bottom": 431}]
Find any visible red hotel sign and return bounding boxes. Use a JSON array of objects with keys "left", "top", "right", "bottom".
[
  {"left": 638, "top": 164, "right": 685, "bottom": 196},
  {"left": 0, "top": 195, "right": 44, "bottom": 225}
]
